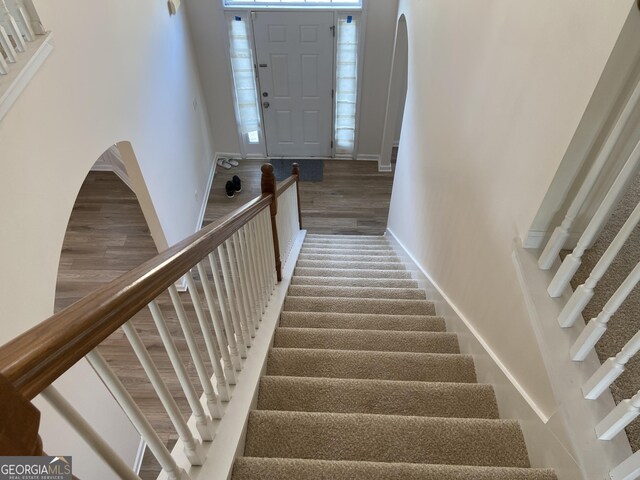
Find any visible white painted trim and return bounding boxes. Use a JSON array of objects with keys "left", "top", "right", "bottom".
[
  {"left": 378, "top": 164, "right": 392, "bottom": 173},
  {"left": 511, "top": 239, "right": 632, "bottom": 478},
  {"left": 0, "top": 32, "right": 53, "bottom": 122},
  {"left": 385, "top": 227, "right": 550, "bottom": 422},
  {"left": 523, "top": 229, "right": 583, "bottom": 249},
  {"left": 355, "top": 154, "right": 380, "bottom": 162},
  {"left": 392, "top": 140, "right": 399, "bottom": 147},
  {"left": 196, "top": 156, "right": 217, "bottom": 233},
  {"left": 133, "top": 438, "right": 146, "bottom": 474},
  {"left": 158, "top": 230, "right": 307, "bottom": 480}
]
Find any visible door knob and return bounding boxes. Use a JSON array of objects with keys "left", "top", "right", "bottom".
[{"left": 262, "top": 101, "right": 270, "bottom": 109}]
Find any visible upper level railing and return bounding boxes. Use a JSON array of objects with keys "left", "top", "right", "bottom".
[
  {"left": 0, "top": 163, "right": 301, "bottom": 480},
  {"left": 0, "top": 0, "right": 42, "bottom": 76},
  {"left": 534, "top": 73, "right": 640, "bottom": 478}
]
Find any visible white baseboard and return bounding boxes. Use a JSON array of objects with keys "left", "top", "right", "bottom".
[
  {"left": 355, "top": 154, "right": 380, "bottom": 162},
  {"left": 523, "top": 229, "right": 583, "bottom": 249},
  {"left": 196, "top": 157, "right": 216, "bottom": 232},
  {"left": 392, "top": 141, "right": 400, "bottom": 147},
  {"left": 133, "top": 438, "right": 146, "bottom": 474},
  {"left": 158, "top": 230, "right": 307, "bottom": 480},
  {"left": 385, "top": 228, "right": 587, "bottom": 480},
  {"left": 378, "top": 164, "right": 392, "bottom": 173}
]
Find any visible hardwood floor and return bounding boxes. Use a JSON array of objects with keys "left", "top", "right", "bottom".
[
  {"left": 53, "top": 159, "right": 395, "bottom": 478},
  {"left": 204, "top": 159, "right": 395, "bottom": 235}
]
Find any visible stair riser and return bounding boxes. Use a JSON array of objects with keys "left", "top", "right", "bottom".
[
  {"left": 284, "top": 297, "right": 435, "bottom": 316},
  {"left": 258, "top": 377, "right": 499, "bottom": 418},
  {"left": 297, "top": 260, "right": 407, "bottom": 271},
  {"left": 245, "top": 411, "right": 529, "bottom": 467},
  {"left": 233, "top": 458, "right": 557, "bottom": 480},
  {"left": 290, "top": 276, "right": 420, "bottom": 289},
  {"left": 303, "top": 243, "right": 395, "bottom": 251},
  {"left": 267, "top": 349, "right": 477, "bottom": 383},
  {"left": 287, "top": 285, "right": 426, "bottom": 300},
  {"left": 298, "top": 254, "right": 402, "bottom": 263},
  {"left": 294, "top": 268, "right": 413, "bottom": 279},
  {"left": 279, "top": 312, "right": 447, "bottom": 332}
]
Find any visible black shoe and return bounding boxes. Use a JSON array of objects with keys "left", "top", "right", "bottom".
[
  {"left": 225, "top": 180, "right": 235, "bottom": 198},
  {"left": 232, "top": 175, "right": 242, "bottom": 192}
]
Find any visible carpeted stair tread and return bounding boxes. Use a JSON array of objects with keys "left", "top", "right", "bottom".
[
  {"left": 284, "top": 296, "right": 435, "bottom": 315},
  {"left": 298, "top": 253, "right": 402, "bottom": 263},
  {"left": 303, "top": 242, "right": 396, "bottom": 251},
  {"left": 274, "top": 327, "right": 458, "bottom": 353},
  {"left": 291, "top": 276, "right": 420, "bottom": 288},
  {"left": 287, "top": 285, "right": 426, "bottom": 300},
  {"left": 279, "top": 311, "right": 447, "bottom": 332},
  {"left": 295, "top": 267, "right": 412, "bottom": 279},
  {"left": 301, "top": 247, "right": 397, "bottom": 256},
  {"left": 232, "top": 458, "right": 557, "bottom": 480},
  {"left": 267, "top": 348, "right": 476, "bottom": 382},
  {"left": 258, "top": 376, "right": 498, "bottom": 418},
  {"left": 297, "top": 259, "right": 407, "bottom": 270},
  {"left": 305, "top": 235, "right": 390, "bottom": 243},
  {"left": 244, "top": 410, "right": 529, "bottom": 467}
]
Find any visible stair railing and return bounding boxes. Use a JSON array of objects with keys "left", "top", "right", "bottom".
[
  {"left": 0, "top": 163, "right": 301, "bottom": 480},
  {"left": 531, "top": 74, "right": 640, "bottom": 477}
]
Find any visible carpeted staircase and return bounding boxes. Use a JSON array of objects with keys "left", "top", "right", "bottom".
[{"left": 232, "top": 234, "right": 557, "bottom": 479}]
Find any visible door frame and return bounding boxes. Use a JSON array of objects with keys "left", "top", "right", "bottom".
[{"left": 223, "top": 6, "right": 367, "bottom": 160}]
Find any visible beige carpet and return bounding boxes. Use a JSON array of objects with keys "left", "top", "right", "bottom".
[
  {"left": 564, "top": 173, "right": 640, "bottom": 451},
  {"left": 232, "top": 234, "right": 556, "bottom": 479}
]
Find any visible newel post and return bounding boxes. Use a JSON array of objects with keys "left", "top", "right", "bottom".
[
  {"left": 291, "top": 163, "right": 302, "bottom": 229},
  {"left": 0, "top": 373, "right": 43, "bottom": 456},
  {"left": 261, "top": 164, "right": 282, "bottom": 282}
]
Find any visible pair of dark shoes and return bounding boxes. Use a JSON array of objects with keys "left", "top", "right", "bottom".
[{"left": 226, "top": 175, "right": 242, "bottom": 198}]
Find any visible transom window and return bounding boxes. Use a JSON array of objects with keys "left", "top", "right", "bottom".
[{"left": 224, "top": 0, "right": 362, "bottom": 8}]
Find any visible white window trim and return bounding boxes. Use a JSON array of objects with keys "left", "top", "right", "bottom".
[{"left": 224, "top": 6, "right": 366, "bottom": 159}]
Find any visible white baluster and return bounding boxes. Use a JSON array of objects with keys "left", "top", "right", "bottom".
[
  {"left": 0, "top": 54, "right": 7, "bottom": 74},
  {"left": 6, "top": 0, "right": 32, "bottom": 41},
  {"left": 237, "top": 227, "right": 260, "bottom": 330},
  {"left": 121, "top": 322, "right": 206, "bottom": 465},
  {"left": 0, "top": 24, "right": 17, "bottom": 62},
  {"left": 558, "top": 200, "right": 640, "bottom": 327},
  {"left": 247, "top": 219, "right": 267, "bottom": 314},
  {"left": 218, "top": 241, "right": 251, "bottom": 351},
  {"left": 147, "top": 299, "right": 218, "bottom": 438},
  {"left": 193, "top": 264, "right": 237, "bottom": 380},
  {"left": 185, "top": 271, "right": 238, "bottom": 383},
  {"left": 86, "top": 350, "right": 190, "bottom": 480},
  {"left": 0, "top": 0, "right": 24, "bottom": 52},
  {"left": 41, "top": 385, "right": 141, "bottom": 480},
  {"left": 596, "top": 390, "right": 640, "bottom": 440},
  {"left": 610, "top": 450, "right": 640, "bottom": 480},
  {"left": 208, "top": 252, "right": 243, "bottom": 371},
  {"left": 583, "top": 330, "right": 640, "bottom": 400},
  {"left": 229, "top": 233, "right": 256, "bottom": 335},
  {"left": 548, "top": 141, "right": 640, "bottom": 297},
  {"left": 167, "top": 284, "right": 229, "bottom": 405},
  {"left": 260, "top": 209, "right": 277, "bottom": 288},
  {"left": 570, "top": 262, "right": 640, "bottom": 361},
  {"left": 253, "top": 212, "right": 271, "bottom": 300},
  {"left": 538, "top": 77, "right": 640, "bottom": 270}
]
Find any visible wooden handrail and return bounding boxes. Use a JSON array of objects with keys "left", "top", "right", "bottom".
[
  {"left": 0, "top": 193, "right": 273, "bottom": 399},
  {"left": 276, "top": 176, "right": 297, "bottom": 198}
]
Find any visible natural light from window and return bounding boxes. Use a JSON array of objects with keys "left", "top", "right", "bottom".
[{"left": 224, "top": 0, "right": 362, "bottom": 8}]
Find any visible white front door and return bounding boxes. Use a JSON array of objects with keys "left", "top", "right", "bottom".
[{"left": 252, "top": 11, "right": 334, "bottom": 157}]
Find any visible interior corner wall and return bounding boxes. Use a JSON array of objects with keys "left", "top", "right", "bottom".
[
  {"left": 356, "top": 0, "right": 399, "bottom": 157},
  {"left": 184, "top": 0, "right": 242, "bottom": 155},
  {"left": 387, "top": 0, "right": 634, "bottom": 416}
]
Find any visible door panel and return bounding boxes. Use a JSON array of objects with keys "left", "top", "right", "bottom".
[{"left": 253, "top": 11, "right": 334, "bottom": 157}]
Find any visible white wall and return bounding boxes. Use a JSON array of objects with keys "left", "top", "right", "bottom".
[
  {"left": 388, "top": 0, "right": 634, "bottom": 417},
  {"left": 0, "top": 0, "right": 215, "bottom": 475},
  {"left": 185, "top": 0, "right": 398, "bottom": 159}
]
